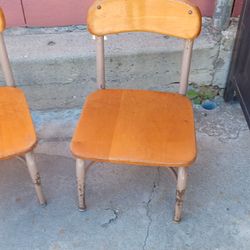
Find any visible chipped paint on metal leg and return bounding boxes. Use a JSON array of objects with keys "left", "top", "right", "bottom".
[
  {"left": 173, "top": 167, "right": 187, "bottom": 223},
  {"left": 25, "top": 151, "right": 47, "bottom": 206},
  {"left": 174, "top": 189, "right": 186, "bottom": 223},
  {"left": 76, "top": 158, "right": 86, "bottom": 211},
  {"left": 78, "top": 181, "right": 86, "bottom": 212}
]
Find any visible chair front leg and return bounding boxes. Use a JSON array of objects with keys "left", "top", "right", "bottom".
[
  {"left": 174, "top": 167, "right": 187, "bottom": 223},
  {"left": 25, "top": 152, "right": 47, "bottom": 206},
  {"left": 76, "top": 158, "right": 86, "bottom": 211}
]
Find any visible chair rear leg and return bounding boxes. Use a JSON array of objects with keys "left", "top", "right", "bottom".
[
  {"left": 76, "top": 158, "right": 86, "bottom": 211},
  {"left": 25, "top": 152, "right": 47, "bottom": 206},
  {"left": 174, "top": 167, "right": 187, "bottom": 222}
]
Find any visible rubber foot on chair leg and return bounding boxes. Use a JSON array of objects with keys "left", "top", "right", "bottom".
[
  {"left": 173, "top": 216, "right": 181, "bottom": 223},
  {"left": 78, "top": 206, "right": 86, "bottom": 212},
  {"left": 40, "top": 201, "right": 47, "bottom": 207}
]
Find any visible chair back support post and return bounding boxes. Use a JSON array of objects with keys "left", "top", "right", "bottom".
[
  {"left": 0, "top": 32, "right": 15, "bottom": 86},
  {"left": 96, "top": 36, "right": 105, "bottom": 89},
  {"left": 179, "top": 39, "right": 193, "bottom": 95}
]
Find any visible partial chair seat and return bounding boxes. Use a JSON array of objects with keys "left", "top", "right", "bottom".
[
  {"left": 71, "top": 89, "right": 197, "bottom": 167},
  {"left": 0, "top": 87, "right": 36, "bottom": 159}
]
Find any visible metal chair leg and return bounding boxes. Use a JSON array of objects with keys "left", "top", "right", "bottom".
[
  {"left": 173, "top": 167, "right": 187, "bottom": 222},
  {"left": 76, "top": 158, "right": 86, "bottom": 211},
  {"left": 25, "top": 152, "right": 47, "bottom": 206}
]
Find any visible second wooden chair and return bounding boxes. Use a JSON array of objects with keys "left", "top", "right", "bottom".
[{"left": 0, "top": 9, "right": 46, "bottom": 206}]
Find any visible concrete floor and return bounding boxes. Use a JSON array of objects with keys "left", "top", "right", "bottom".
[{"left": 0, "top": 100, "right": 250, "bottom": 250}]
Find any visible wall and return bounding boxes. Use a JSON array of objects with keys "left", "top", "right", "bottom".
[
  {"left": 233, "top": 0, "right": 244, "bottom": 15},
  {"left": 0, "top": 0, "right": 244, "bottom": 27},
  {"left": 0, "top": 0, "right": 25, "bottom": 26}
]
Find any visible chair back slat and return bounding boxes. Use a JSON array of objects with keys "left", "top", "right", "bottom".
[
  {"left": 88, "top": 0, "right": 201, "bottom": 39},
  {"left": 0, "top": 8, "right": 5, "bottom": 32},
  {"left": 90, "top": 0, "right": 202, "bottom": 94}
]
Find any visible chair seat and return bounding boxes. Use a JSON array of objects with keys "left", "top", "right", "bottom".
[
  {"left": 71, "top": 89, "right": 197, "bottom": 167},
  {"left": 0, "top": 87, "right": 36, "bottom": 159}
]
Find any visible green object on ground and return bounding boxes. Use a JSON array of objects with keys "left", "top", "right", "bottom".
[{"left": 187, "top": 85, "right": 219, "bottom": 104}]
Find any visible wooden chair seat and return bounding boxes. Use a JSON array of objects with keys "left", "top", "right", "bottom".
[
  {"left": 71, "top": 89, "right": 196, "bottom": 167},
  {"left": 0, "top": 87, "right": 36, "bottom": 159}
]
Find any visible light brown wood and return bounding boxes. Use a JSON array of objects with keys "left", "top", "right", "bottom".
[
  {"left": 25, "top": 152, "right": 47, "bottom": 206},
  {"left": 0, "top": 8, "right": 6, "bottom": 32},
  {"left": 0, "top": 87, "right": 37, "bottom": 159},
  {"left": 88, "top": 0, "right": 201, "bottom": 39},
  {"left": 71, "top": 89, "right": 197, "bottom": 167}
]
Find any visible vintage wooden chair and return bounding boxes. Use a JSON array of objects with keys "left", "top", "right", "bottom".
[
  {"left": 0, "top": 9, "right": 46, "bottom": 206},
  {"left": 71, "top": 0, "right": 201, "bottom": 222}
]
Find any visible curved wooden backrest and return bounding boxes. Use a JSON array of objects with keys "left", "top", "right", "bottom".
[
  {"left": 88, "top": 0, "right": 201, "bottom": 39},
  {"left": 0, "top": 8, "right": 6, "bottom": 32}
]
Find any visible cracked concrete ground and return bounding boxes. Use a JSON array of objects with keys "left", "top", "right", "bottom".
[{"left": 0, "top": 99, "right": 250, "bottom": 250}]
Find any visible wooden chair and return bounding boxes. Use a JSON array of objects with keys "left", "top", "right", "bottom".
[
  {"left": 71, "top": 0, "right": 201, "bottom": 222},
  {"left": 0, "top": 9, "right": 46, "bottom": 206}
]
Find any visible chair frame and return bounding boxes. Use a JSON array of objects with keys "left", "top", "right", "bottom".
[
  {"left": 75, "top": 35, "right": 194, "bottom": 222},
  {"left": 74, "top": 0, "right": 201, "bottom": 222},
  {"left": 0, "top": 29, "right": 46, "bottom": 206}
]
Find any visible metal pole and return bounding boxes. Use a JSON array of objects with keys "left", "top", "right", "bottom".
[
  {"left": 213, "top": 0, "right": 235, "bottom": 31},
  {"left": 173, "top": 167, "right": 188, "bottom": 223},
  {"left": 96, "top": 36, "right": 105, "bottom": 89},
  {"left": 76, "top": 158, "right": 86, "bottom": 211},
  {"left": 179, "top": 40, "right": 193, "bottom": 95},
  {"left": 0, "top": 32, "right": 15, "bottom": 86},
  {"left": 25, "top": 152, "right": 47, "bottom": 206}
]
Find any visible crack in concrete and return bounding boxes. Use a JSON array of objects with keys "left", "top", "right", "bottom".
[
  {"left": 142, "top": 168, "right": 160, "bottom": 250},
  {"left": 218, "top": 128, "right": 249, "bottom": 142},
  {"left": 197, "top": 127, "right": 249, "bottom": 143},
  {"left": 194, "top": 99, "right": 249, "bottom": 142},
  {"left": 101, "top": 208, "right": 119, "bottom": 228}
]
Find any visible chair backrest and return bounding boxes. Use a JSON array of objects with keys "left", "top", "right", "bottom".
[
  {"left": 87, "top": 0, "right": 202, "bottom": 95},
  {"left": 88, "top": 0, "right": 201, "bottom": 39},
  {"left": 0, "top": 8, "right": 15, "bottom": 86}
]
